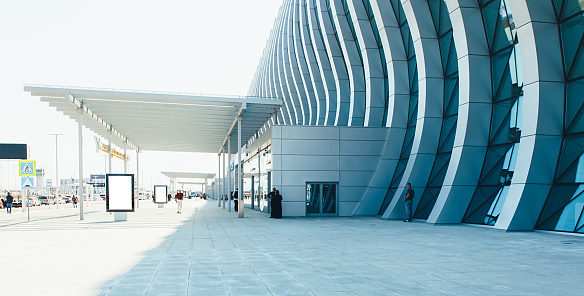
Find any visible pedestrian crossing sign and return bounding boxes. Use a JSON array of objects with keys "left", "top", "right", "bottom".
[
  {"left": 19, "top": 160, "right": 35, "bottom": 176},
  {"left": 21, "top": 177, "right": 34, "bottom": 189}
]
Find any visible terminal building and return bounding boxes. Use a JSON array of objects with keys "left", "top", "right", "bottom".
[{"left": 237, "top": 0, "right": 584, "bottom": 234}]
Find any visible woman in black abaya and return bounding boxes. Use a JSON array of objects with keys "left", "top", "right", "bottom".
[{"left": 272, "top": 190, "right": 283, "bottom": 218}]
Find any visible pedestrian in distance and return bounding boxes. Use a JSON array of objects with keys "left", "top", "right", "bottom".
[
  {"left": 175, "top": 190, "right": 184, "bottom": 214},
  {"left": 6, "top": 192, "right": 14, "bottom": 214},
  {"left": 1, "top": 198, "right": 5, "bottom": 210},
  {"left": 403, "top": 183, "right": 414, "bottom": 222},
  {"left": 272, "top": 190, "right": 283, "bottom": 219},
  {"left": 72, "top": 196, "right": 78, "bottom": 208}
]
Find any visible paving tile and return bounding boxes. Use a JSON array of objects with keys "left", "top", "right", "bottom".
[
  {"left": 187, "top": 287, "right": 229, "bottom": 296},
  {"left": 2, "top": 199, "right": 584, "bottom": 296},
  {"left": 226, "top": 286, "right": 272, "bottom": 296}
]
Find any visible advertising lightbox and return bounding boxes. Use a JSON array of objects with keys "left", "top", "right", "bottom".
[
  {"left": 154, "top": 185, "right": 168, "bottom": 204},
  {"left": 106, "top": 174, "right": 135, "bottom": 212}
]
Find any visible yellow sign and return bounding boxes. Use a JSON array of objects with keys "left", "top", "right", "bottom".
[
  {"left": 19, "top": 160, "right": 36, "bottom": 176},
  {"left": 94, "top": 137, "right": 130, "bottom": 162}
]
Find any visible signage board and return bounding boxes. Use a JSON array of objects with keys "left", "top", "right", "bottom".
[
  {"left": 21, "top": 177, "right": 34, "bottom": 189},
  {"left": 106, "top": 174, "right": 135, "bottom": 212},
  {"left": 19, "top": 160, "right": 35, "bottom": 176},
  {"left": 0, "top": 144, "right": 27, "bottom": 159},
  {"left": 154, "top": 185, "right": 168, "bottom": 204}
]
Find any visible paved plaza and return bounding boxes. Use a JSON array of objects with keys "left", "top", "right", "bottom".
[{"left": 1, "top": 199, "right": 583, "bottom": 296}]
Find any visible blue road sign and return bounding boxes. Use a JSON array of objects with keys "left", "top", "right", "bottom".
[
  {"left": 21, "top": 177, "right": 34, "bottom": 189},
  {"left": 19, "top": 161, "right": 35, "bottom": 176}
]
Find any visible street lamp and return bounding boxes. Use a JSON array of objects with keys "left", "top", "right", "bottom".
[{"left": 50, "top": 134, "right": 63, "bottom": 209}]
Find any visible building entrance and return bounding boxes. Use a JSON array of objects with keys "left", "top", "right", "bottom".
[{"left": 306, "top": 183, "right": 338, "bottom": 216}]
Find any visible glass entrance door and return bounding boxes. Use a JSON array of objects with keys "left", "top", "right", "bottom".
[{"left": 306, "top": 183, "right": 337, "bottom": 216}]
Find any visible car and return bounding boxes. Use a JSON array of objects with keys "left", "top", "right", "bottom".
[
  {"left": 58, "top": 196, "right": 71, "bottom": 204},
  {"left": 35, "top": 197, "right": 42, "bottom": 206},
  {"left": 28, "top": 197, "right": 40, "bottom": 207},
  {"left": 12, "top": 200, "right": 22, "bottom": 208},
  {"left": 39, "top": 196, "right": 54, "bottom": 205},
  {"left": 138, "top": 192, "right": 150, "bottom": 200}
]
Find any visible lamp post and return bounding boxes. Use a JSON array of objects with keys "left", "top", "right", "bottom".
[
  {"left": 50, "top": 134, "right": 63, "bottom": 209},
  {"left": 103, "top": 155, "right": 107, "bottom": 175}
]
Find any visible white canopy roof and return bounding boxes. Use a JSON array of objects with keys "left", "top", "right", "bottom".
[
  {"left": 161, "top": 172, "right": 216, "bottom": 179},
  {"left": 25, "top": 85, "right": 282, "bottom": 154},
  {"left": 177, "top": 182, "right": 206, "bottom": 185}
]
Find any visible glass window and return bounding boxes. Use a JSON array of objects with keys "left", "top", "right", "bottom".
[
  {"left": 537, "top": 0, "right": 584, "bottom": 233},
  {"left": 463, "top": 0, "right": 523, "bottom": 225},
  {"left": 378, "top": 0, "right": 418, "bottom": 215}
]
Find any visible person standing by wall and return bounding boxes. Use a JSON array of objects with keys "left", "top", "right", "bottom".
[
  {"left": 272, "top": 189, "right": 283, "bottom": 218},
  {"left": 6, "top": 192, "right": 13, "bottom": 214},
  {"left": 233, "top": 189, "right": 239, "bottom": 212},
  {"left": 175, "top": 190, "right": 184, "bottom": 214},
  {"left": 403, "top": 183, "right": 414, "bottom": 222},
  {"left": 268, "top": 188, "right": 276, "bottom": 218}
]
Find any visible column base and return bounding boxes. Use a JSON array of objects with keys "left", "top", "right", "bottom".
[
  {"left": 238, "top": 200, "right": 244, "bottom": 218},
  {"left": 114, "top": 212, "right": 127, "bottom": 222}
]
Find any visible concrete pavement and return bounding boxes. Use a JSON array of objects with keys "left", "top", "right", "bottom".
[{"left": 1, "top": 198, "right": 583, "bottom": 295}]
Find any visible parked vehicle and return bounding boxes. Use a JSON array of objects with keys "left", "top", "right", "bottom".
[
  {"left": 58, "top": 196, "right": 71, "bottom": 204},
  {"left": 138, "top": 192, "right": 150, "bottom": 200},
  {"left": 12, "top": 200, "right": 22, "bottom": 208},
  {"left": 38, "top": 196, "right": 55, "bottom": 205},
  {"left": 28, "top": 197, "right": 40, "bottom": 207}
]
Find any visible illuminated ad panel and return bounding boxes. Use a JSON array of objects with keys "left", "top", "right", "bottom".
[
  {"left": 154, "top": 185, "right": 168, "bottom": 204},
  {"left": 106, "top": 174, "right": 135, "bottom": 212}
]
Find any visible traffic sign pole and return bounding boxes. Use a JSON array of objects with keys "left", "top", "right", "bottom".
[
  {"left": 27, "top": 189, "right": 30, "bottom": 221},
  {"left": 22, "top": 189, "right": 27, "bottom": 213}
]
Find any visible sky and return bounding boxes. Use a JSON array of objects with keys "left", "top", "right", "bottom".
[{"left": 0, "top": 0, "right": 282, "bottom": 191}]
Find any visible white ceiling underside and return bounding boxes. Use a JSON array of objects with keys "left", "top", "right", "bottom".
[
  {"left": 161, "top": 172, "right": 216, "bottom": 179},
  {"left": 25, "top": 85, "right": 282, "bottom": 154}
]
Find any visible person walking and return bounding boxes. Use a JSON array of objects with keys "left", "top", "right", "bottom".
[
  {"left": 72, "top": 196, "right": 78, "bottom": 208},
  {"left": 175, "top": 190, "right": 184, "bottom": 214},
  {"left": 403, "top": 183, "right": 414, "bottom": 222},
  {"left": 272, "top": 190, "right": 283, "bottom": 218},
  {"left": 6, "top": 192, "right": 13, "bottom": 214},
  {"left": 233, "top": 189, "right": 239, "bottom": 212}
]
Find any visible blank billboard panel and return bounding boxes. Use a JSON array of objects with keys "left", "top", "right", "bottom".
[
  {"left": 154, "top": 185, "right": 168, "bottom": 204},
  {"left": 0, "top": 144, "right": 27, "bottom": 159},
  {"left": 106, "top": 174, "right": 135, "bottom": 212}
]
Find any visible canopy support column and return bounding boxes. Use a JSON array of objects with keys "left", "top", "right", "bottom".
[
  {"left": 78, "top": 105, "right": 84, "bottom": 220},
  {"left": 223, "top": 146, "right": 226, "bottom": 209},
  {"left": 238, "top": 118, "right": 244, "bottom": 218},
  {"left": 108, "top": 129, "right": 113, "bottom": 174},
  {"left": 228, "top": 138, "right": 231, "bottom": 212},
  {"left": 256, "top": 151, "right": 261, "bottom": 210},
  {"left": 218, "top": 152, "right": 221, "bottom": 207},
  {"left": 136, "top": 149, "right": 140, "bottom": 209},
  {"left": 123, "top": 141, "right": 127, "bottom": 173}
]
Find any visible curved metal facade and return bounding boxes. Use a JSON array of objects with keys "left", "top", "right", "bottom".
[{"left": 248, "top": 0, "right": 584, "bottom": 233}]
